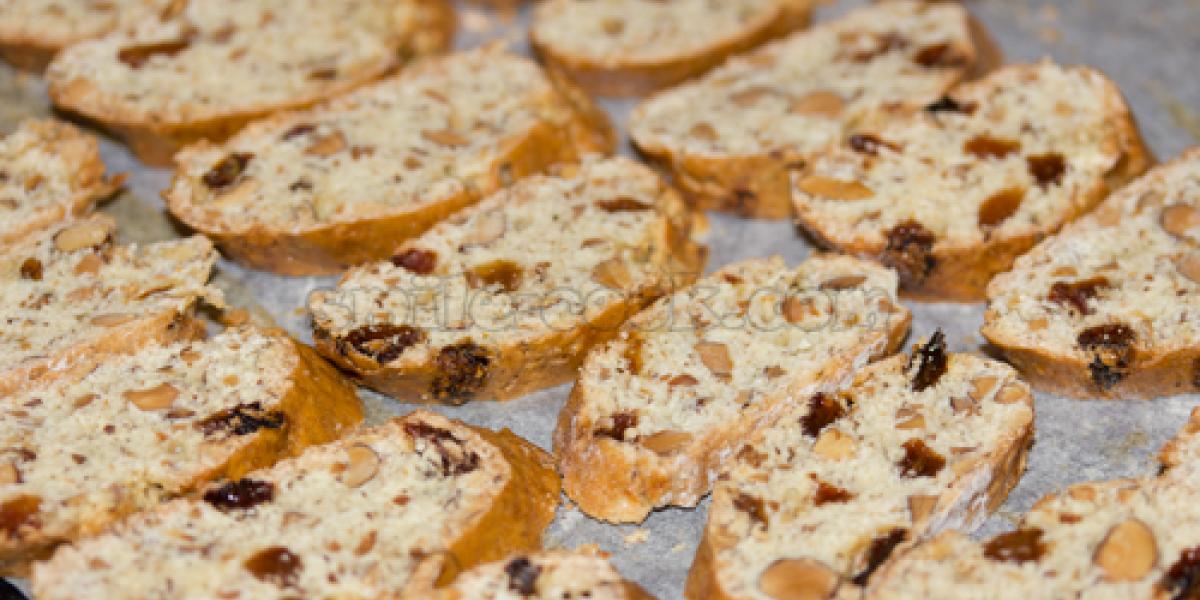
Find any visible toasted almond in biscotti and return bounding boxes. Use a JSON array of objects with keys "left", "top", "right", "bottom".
[
  {"left": 308, "top": 157, "right": 706, "bottom": 404},
  {"left": 792, "top": 61, "right": 1152, "bottom": 302},
  {"left": 0, "top": 214, "right": 222, "bottom": 399},
  {"left": 0, "top": 0, "right": 172, "bottom": 72},
  {"left": 0, "top": 326, "right": 362, "bottom": 576},
  {"left": 686, "top": 337, "right": 1035, "bottom": 599},
  {"left": 629, "top": 0, "right": 991, "bottom": 219},
  {"left": 45, "top": 0, "right": 455, "bottom": 166},
  {"left": 437, "top": 547, "right": 656, "bottom": 599},
  {"left": 165, "top": 47, "right": 614, "bottom": 275},
  {"left": 0, "top": 119, "right": 122, "bottom": 246},
  {"left": 530, "top": 0, "right": 816, "bottom": 98},
  {"left": 554, "top": 254, "right": 911, "bottom": 524},
  {"left": 981, "top": 149, "right": 1200, "bottom": 399},
  {"left": 32, "top": 411, "right": 560, "bottom": 598}
]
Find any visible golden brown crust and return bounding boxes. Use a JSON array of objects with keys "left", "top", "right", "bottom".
[
  {"left": 0, "top": 40, "right": 57, "bottom": 72},
  {"left": 1158, "top": 407, "right": 1200, "bottom": 471}
]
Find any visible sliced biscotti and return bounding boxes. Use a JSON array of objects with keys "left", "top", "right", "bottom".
[
  {"left": 33, "top": 411, "right": 560, "bottom": 598},
  {"left": 165, "top": 47, "right": 614, "bottom": 275},
  {"left": 438, "top": 548, "right": 654, "bottom": 600},
  {"left": 792, "top": 62, "right": 1151, "bottom": 302},
  {"left": 0, "top": 119, "right": 121, "bottom": 246},
  {"left": 45, "top": 0, "right": 455, "bottom": 166},
  {"left": 309, "top": 157, "right": 706, "bottom": 404},
  {"left": 555, "top": 254, "right": 911, "bottom": 523},
  {"left": 686, "top": 336, "right": 1034, "bottom": 599},
  {"left": 0, "top": 326, "right": 363, "bottom": 575},
  {"left": 628, "top": 0, "right": 989, "bottom": 219},
  {"left": 981, "top": 150, "right": 1200, "bottom": 399},
  {"left": 530, "top": 0, "right": 815, "bottom": 97},
  {"left": 0, "top": 0, "right": 169, "bottom": 71},
  {"left": 0, "top": 214, "right": 221, "bottom": 398}
]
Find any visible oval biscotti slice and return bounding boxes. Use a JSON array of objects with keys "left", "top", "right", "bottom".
[
  {"left": 0, "top": 0, "right": 169, "bottom": 71},
  {"left": 981, "top": 150, "right": 1200, "bottom": 399},
  {"left": 530, "top": 0, "right": 815, "bottom": 97},
  {"left": 438, "top": 548, "right": 654, "bottom": 599},
  {"left": 555, "top": 254, "right": 911, "bottom": 523},
  {"left": 0, "top": 119, "right": 121, "bottom": 246},
  {"left": 45, "top": 0, "right": 454, "bottom": 166},
  {"left": 686, "top": 336, "right": 1034, "bottom": 600},
  {"left": 165, "top": 46, "right": 614, "bottom": 275},
  {"left": 308, "top": 157, "right": 707, "bottom": 404},
  {"left": 792, "top": 61, "right": 1152, "bottom": 302},
  {"left": 32, "top": 410, "right": 560, "bottom": 599},
  {"left": 0, "top": 326, "right": 362, "bottom": 576},
  {"left": 628, "top": 0, "right": 992, "bottom": 219},
  {"left": 0, "top": 214, "right": 221, "bottom": 398}
]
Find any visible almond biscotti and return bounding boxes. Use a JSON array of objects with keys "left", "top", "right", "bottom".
[
  {"left": 686, "top": 336, "right": 1035, "bottom": 599},
  {"left": 309, "top": 157, "right": 706, "bottom": 404},
  {"left": 792, "top": 61, "right": 1151, "bottom": 301},
  {"left": 0, "top": 214, "right": 221, "bottom": 398},
  {"left": 0, "top": 0, "right": 168, "bottom": 71},
  {"left": 0, "top": 326, "right": 362, "bottom": 575},
  {"left": 530, "top": 0, "right": 815, "bottom": 97},
  {"left": 555, "top": 254, "right": 911, "bottom": 523},
  {"left": 628, "top": 0, "right": 991, "bottom": 219},
  {"left": 165, "top": 46, "right": 614, "bottom": 275},
  {"left": 45, "top": 0, "right": 455, "bottom": 166},
  {"left": 438, "top": 548, "right": 654, "bottom": 599},
  {"left": 0, "top": 119, "right": 121, "bottom": 246},
  {"left": 982, "top": 150, "right": 1199, "bottom": 399},
  {"left": 33, "top": 411, "right": 560, "bottom": 599}
]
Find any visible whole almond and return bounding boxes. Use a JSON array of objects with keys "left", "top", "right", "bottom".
[
  {"left": 123, "top": 382, "right": 179, "bottom": 411},
  {"left": 1162, "top": 204, "right": 1200, "bottom": 242},
  {"left": 758, "top": 558, "right": 839, "bottom": 600},
  {"left": 695, "top": 341, "right": 733, "bottom": 381},
  {"left": 640, "top": 430, "right": 694, "bottom": 456},
  {"left": 1094, "top": 519, "right": 1157, "bottom": 581},
  {"left": 796, "top": 175, "right": 873, "bottom": 201},
  {"left": 54, "top": 222, "right": 109, "bottom": 252},
  {"left": 342, "top": 444, "right": 380, "bottom": 488}
]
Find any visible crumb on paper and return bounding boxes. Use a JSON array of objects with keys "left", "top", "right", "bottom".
[
  {"left": 671, "top": 543, "right": 687, "bottom": 554},
  {"left": 623, "top": 529, "right": 650, "bottom": 546}
]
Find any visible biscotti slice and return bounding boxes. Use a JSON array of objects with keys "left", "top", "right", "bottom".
[
  {"left": 0, "top": 0, "right": 169, "bottom": 71},
  {"left": 0, "top": 214, "right": 221, "bottom": 398},
  {"left": 981, "top": 150, "right": 1200, "bottom": 399},
  {"left": 0, "top": 326, "right": 363, "bottom": 575},
  {"left": 438, "top": 548, "right": 654, "bottom": 600},
  {"left": 165, "top": 46, "right": 614, "bottom": 275},
  {"left": 687, "top": 336, "right": 1035, "bottom": 599},
  {"left": 33, "top": 410, "right": 560, "bottom": 598},
  {"left": 309, "top": 157, "right": 706, "bottom": 404},
  {"left": 555, "top": 254, "right": 911, "bottom": 523},
  {"left": 792, "top": 62, "right": 1151, "bottom": 302},
  {"left": 0, "top": 119, "right": 121, "bottom": 246},
  {"left": 45, "top": 0, "right": 455, "bottom": 166},
  {"left": 530, "top": 0, "right": 815, "bottom": 97},
  {"left": 628, "top": 0, "right": 990, "bottom": 219}
]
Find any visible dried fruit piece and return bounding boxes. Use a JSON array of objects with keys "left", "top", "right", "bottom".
[
  {"left": 964, "top": 135, "right": 1021, "bottom": 159},
  {"left": 814, "top": 481, "right": 854, "bottom": 506},
  {"left": 639, "top": 430, "right": 694, "bottom": 456},
  {"left": 819, "top": 275, "right": 867, "bottom": 291},
  {"left": 1160, "top": 546, "right": 1200, "bottom": 598},
  {"left": 403, "top": 421, "right": 481, "bottom": 476},
  {"left": 1078, "top": 324, "right": 1137, "bottom": 390},
  {"left": 597, "top": 196, "right": 653, "bottom": 212},
  {"left": 281, "top": 123, "right": 315, "bottom": 141},
  {"left": 342, "top": 324, "right": 425, "bottom": 365},
  {"left": 466, "top": 260, "right": 524, "bottom": 292},
  {"left": 758, "top": 558, "right": 839, "bottom": 600},
  {"left": 505, "top": 556, "right": 542, "bottom": 595},
  {"left": 882, "top": 221, "right": 936, "bottom": 285},
  {"left": 848, "top": 134, "right": 898, "bottom": 156},
  {"left": 19, "top": 257, "right": 42, "bottom": 281},
  {"left": 983, "top": 528, "right": 1046, "bottom": 563},
  {"left": 913, "top": 43, "right": 966, "bottom": 68},
  {"left": 54, "top": 222, "right": 109, "bottom": 252},
  {"left": 852, "top": 529, "right": 907, "bottom": 585},
  {"left": 789, "top": 90, "right": 845, "bottom": 117},
  {"left": 925, "top": 96, "right": 976, "bottom": 114},
  {"left": 796, "top": 175, "right": 874, "bottom": 200},
  {"left": 909, "top": 332, "right": 948, "bottom": 392},
  {"left": 203, "top": 479, "right": 275, "bottom": 511},
  {"left": 203, "top": 153, "right": 253, "bottom": 191},
  {"left": 1049, "top": 277, "right": 1111, "bottom": 315},
  {"left": 430, "top": 342, "right": 490, "bottom": 404},
  {"left": 1094, "top": 519, "right": 1157, "bottom": 581},
  {"left": 733, "top": 493, "right": 768, "bottom": 528},
  {"left": 118, "top": 39, "right": 191, "bottom": 68},
  {"left": 979, "top": 188, "right": 1025, "bottom": 227},
  {"left": 695, "top": 341, "right": 733, "bottom": 381},
  {"left": 0, "top": 495, "right": 40, "bottom": 537},
  {"left": 898, "top": 439, "right": 945, "bottom": 477},
  {"left": 341, "top": 444, "right": 380, "bottom": 488},
  {"left": 244, "top": 546, "right": 302, "bottom": 587},
  {"left": 196, "top": 402, "right": 284, "bottom": 438},
  {"left": 123, "top": 382, "right": 179, "bottom": 411},
  {"left": 592, "top": 258, "right": 632, "bottom": 289},
  {"left": 391, "top": 248, "right": 437, "bottom": 275},
  {"left": 596, "top": 411, "right": 638, "bottom": 441},
  {"left": 800, "top": 394, "right": 846, "bottom": 438},
  {"left": 1162, "top": 204, "right": 1200, "bottom": 242},
  {"left": 813, "top": 428, "right": 856, "bottom": 461},
  {"left": 1028, "top": 153, "right": 1067, "bottom": 188}
]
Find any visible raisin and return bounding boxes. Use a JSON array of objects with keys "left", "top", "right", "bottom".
[
  {"left": 202, "top": 153, "right": 253, "bottom": 190},
  {"left": 430, "top": 342, "right": 490, "bottom": 404},
  {"left": 504, "top": 556, "right": 542, "bottom": 596},
  {"left": 203, "top": 479, "right": 275, "bottom": 511},
  {"left": 1048, "top": 277, "right": 1111, "bottom": 315},
  {"left": 909, "top": 331, "right": 948, "bottom": 392},
  {"left": 595, "top": 411, "right": 638, "bottom": 441},
  {"left": 882, "top": 221, "right": 937, "bottom": 286},
  {"left": 244, "top": 546, "right": 302, "bottom": 587},
  {"left": 852, "top": 528, "right": 907, "bottom": 585},
  {"left": 0, "top": 578, "right": 26, "bottom": 600},
  {"left": 18, "top": 258, "right": 42, "bottom": 281},
  {"left": 0, "top": 495, "right": 39, "bottom": 537},
  {"left": 983, "top": 528, "right": 1046, "bottom": 563},
  {"left": 979, "top": 188, "right": 1025, "bottom": 228},
  {"left": 800, "top": 394, "right": 846, "bottom": 437},
  {"left": 404, "top": 421, "right": 480, "bottom": 476},
  {"left": 849, "top": 134, "right": 899, "bottom": 156},
  {"left": 849, "top": 32, "right": 908, "bottom": 62},
  {"left": 341, "top": 324, "right": 426, "bottom": 365},
  {"left": 964, "top": 135, "right": 1021, "bottom": 160},
  {"left": 117, "top": 39, "right": 191, "bottom": 68},
  {"left": 1028, "top": 153, "right": 1066, "bottom": 188},
  {"left": 288, "top": 178, "right": 312, "bottom": 192},
  {"left": 1078, "top": 324, "right": 1136, "bottom": 390},
  {"left": 597, "top": 196, "right": 653, "bottom": 212},
  {"left": 1160, "top": 546, "right": 1200, "bottom": 600},
  {"left": 914, "top": 43, "right": 966, "bottom": 68},
  {"left": 391, "top": 248, "right": 437, "bottom": 275},
  {"left": 925, "top": 96, "right": 976, "bottom": 114},
  {"left": 733, "top": 493, "right": 768, "bottom": 529},
  {"left": 814, "top": 481, "right": 854, "bottom": 506},
  {"left": 898, "top": 439, "right": 946, "bottom": 478},
  {"left": 466, "top": 260, "right": 524, "bottom": 292},
  {"left": 281, "top": 123, "right": 315, "bottom": 141},
  {"left": 196, "top": 402, "right": 285, "bottom": 438}
]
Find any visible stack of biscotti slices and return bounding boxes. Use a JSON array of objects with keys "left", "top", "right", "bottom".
[
  {"left": 530, "top": 0, "right": 816, "bottom": 97},
  {"left": 0, "top": 0, "right": 169, "bottom": 71},
  {"left": 45, "top": 0, "right": 455, "bottom": 165},
  {"left": 0, "top": 214, "right": 222, "bottom": 397},
  {"left": 0, "top": 119, "right": 121, "bottom": 246},
  {"left": 438, "top": 548, "right": 654, "bottom": 599},
  {"left": 687, "top": 335, "right": 1035, "bottom": 599},
  {"left": 555, "top": 254, "right": 911, "bottom": 523},
  {"left": 792, "top": 61, "right": 1152, "bottom": 301},
  {"left": 165, "top": 46, "right": 615, "bottom": 275},
  {"left": 32, "top": 411, "right": 560, "bottom": 598},
  {"left": 982, "top": 150, "right": 1200, "bottom": 398},
  {"left": 0, "top": 326, "right": 363, "bottom": 575},
  {"left": 629, "top": 0, "right": 996, "bottom": 218},
  {"left": 308, "top": 157, "right": 707, "bottom": 404}
]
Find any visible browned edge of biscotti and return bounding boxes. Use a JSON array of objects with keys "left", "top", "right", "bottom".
[
  {"left": 531, "top": 1, "right": 814, "bottom": 98},
  {"left": 1158, "top": 407, "right": 1200, "bottom": 471},
  {"left": 0, "top": 39, "right": 57, "bottom": 73}
]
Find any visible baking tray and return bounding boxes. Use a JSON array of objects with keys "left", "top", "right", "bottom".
[{"left": 2, "top": 0, "right": 1199, "bottom": 597}]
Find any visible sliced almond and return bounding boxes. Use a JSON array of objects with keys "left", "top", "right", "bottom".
[
  {"left": 639, "top": 430, "right": 694, "bottom": 456},
  {"left": 54, "top": 222, "right": 108, "bottom": 252},
  {"left": 1176, "top": 251, "right": 1200, "bottom": 285},
  {"left": 968, "top": 375, "right": 1000, "bottom": 401},
  {"left": 908, "top": 494, "right": 939, "bottom": 522},
  {"left": 782, "top": 296, "right": 816, "bottom": 324},
  {"left": 994, "top": 383, "right": 1025, "bottom": 405},
  {"left": 896, "top": 414, "right": 926, "bottom": 429},
  {"left": 757, "top": 558, "right": 839, "bottom": 600},
  {"left": 72, "top": 393, "right": 98, "bottom": 409},
  {"left": 0, "top": 462, "right": 20, "bottom": 485},
  {"left": 796, "top": 176, "right": 873, "bottom": 201},
  {"left": 695, "top": 341, "right": 733, "bottom": 381},
  {"left": 73, "top": 254, "right": 104, "bottom": 276},
  {"left": 819, "top": 275, "right": 867, "bottom": 291},
  {"left": 304, "top": 131, "right": 347, "bottom": 157},
  {"left": 812, "top": 428, "right": 856, "bottom": 461},
  {"left": 123, "top": 383, "right": 179, "bottom": 411},
  {"left": 421, "top": 128, "right": 470, "bottom": 147},
  {"left": 90, "top": 313, "right": 137, "bottom": 327},
  {"left": 1094, "top": 519, "right": 1157, "bottom": 581},
  {"left": 592, "top": 258, "right": 632, "bottom": 290},
  {"left": 789, "top": 90, "right": 845, "bottom": 117},
  {"left": 462, "top": 211, "right": 507, "bottom": 247},
  {"left": 950, "top": 396, "right": 979, "bottom": 414},
  {"left": 1162, "top": 204, "right": 1200, "bottom": 242},
  {"left": 342, "top": 444, "right": 380, "bottom": 488}
]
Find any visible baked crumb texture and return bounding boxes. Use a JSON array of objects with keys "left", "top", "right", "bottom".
[
  {"left": 438, "top": 548, "right": 652, "bottom": 600},
  {"left": 0, "top": 0, "right": 171, "bottom": 71}
]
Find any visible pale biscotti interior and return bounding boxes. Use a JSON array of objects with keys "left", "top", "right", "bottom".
[
  {"left": 704, "top": 343, "right": 1033, "bottom": 599},
  {"left": 792, "top": 61, "right": 1136, "bottom": 286},
  {"left": 166, "top": 47, "right": 602, "bottom": 236},
  {"left": 309, "top": 156, "right": 703, "bottom": 402},
  {"left": 32, "top": 412, "right": 540, "bottom": 598},
  {"left": 0, "top": 0, "right": 167, "bottom": 50},
  {"left": 629, "top": 1, "right": 974, "bottom": 160},
  {"left": 983, "top": 150, "right": 1200, "bottom": 396},
  {"left": 442, "top": 548, "right": 643, "bottom": 600}
]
